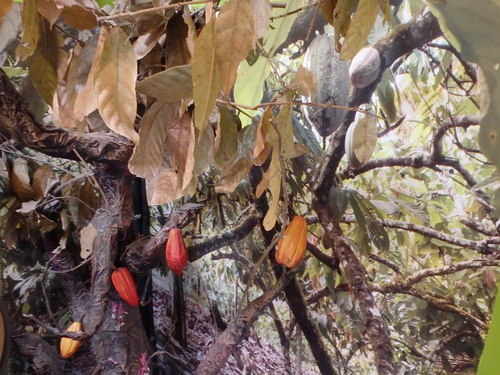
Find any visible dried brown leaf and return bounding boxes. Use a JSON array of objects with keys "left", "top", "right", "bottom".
[
  {"left": 32, "top": 165, "right": 57, "bottom": 200},
  {"left": 93, "top": 27, "right": 139, "bottom": 143},
  {"left": 214, "top": 0, "right": 255, "bottom": 96},
  {"left": 36, "top": 0, "right": 60, "bottom": 26},
  {"left": 136, "top": 65, "right": 193, "bottom": 102},
  {"left": 10, "top": 158, "right": 35, "bottom": 202},
  {"left": 129, "top": 101, "right": 181, "bottom": 179}
]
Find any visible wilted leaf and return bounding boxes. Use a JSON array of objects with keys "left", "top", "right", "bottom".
[
  {"left": 32, "top": 165, "right": 56, "bottom": 200},
  {"left": 0, "top": 0, "right": 13, "bottom": 21},
  {"left": 332, "top": 0, "right": 351, "bottom": 50},
  {"left": 80, "top": 223, "right": 97, "bottom": 259},
  {"left": 36, "top": 0, "right": 60, "bottom": 27},
  {"left": 194, "top": 123, "right": 215, "bottom": 175},
  {"left": 0, "top": 3, "right": 21, "bottom": 54},
  {"left": 252, "top": 107, "right": 273, "bottom": 166},
  {"left": 59, "top": 4, "right": 97, "bottom": 30},
  {"left": 215, "top": 106, "right": 239, "bottom": 167},
  {"left": 128, "top": 101, "right": 181, "bottom": 179},
  {"left": 21, "top": 0, "right": 39, "bottom": 54},
  {"left": 136, "top": 65, "right": 193, "bottom": 102},
  {"left": 263, "top": 148, "right": 282, "bottom": 231},
  {"left": 93, "top": 27, "right": 139, "bottom": 143},
  {"left": 214, "top": 0, "right": 255, "bottom": 96},
  {"left": 164, "top": 12, "right": 191, "bottom": 68},
  {"left": 10, "top": 158, "right": 35, "bottom": 202},
  {"left": 147, "top": 169, "right": 183, "bottom": 206},
  {"left": 274, "top": 95, "right": 296, "bottom": 158},
  {"left": 215, "top": 158, "right": 253, "bottom": 195},
  {"left": 133, "top": 24, "right": 164, "bottom": 60},
  {"left": 250, "top": 0, "right": 272, "bottom": 44},
  {"left": 345, "top": 115, "right": 378, "bottom": 168},
  {"left": 74, "top": 30, "right": 106, "bottom": 122},
  {"left": 319, "top": 0, "right": 337, "bottom": 25},
  {"left": 340, "top": 0, "right": 378, "bottom": 60},
  {"left": 192, "top": 18, "right": 220, "bottom": 133},
  {"left": 289, "top": 66, "right": 316, "bottom": 96}
]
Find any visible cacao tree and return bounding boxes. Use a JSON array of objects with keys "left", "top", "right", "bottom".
[{"left": 1, "top": 0, "right": 500, "bottom": 374}]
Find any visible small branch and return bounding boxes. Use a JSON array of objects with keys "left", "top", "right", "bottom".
[
  {"left": 98, "top": 0, "right": 217, "bottom": 22},
  {"left": 341, "top": 214, "right": 500, "bottom": 254}
]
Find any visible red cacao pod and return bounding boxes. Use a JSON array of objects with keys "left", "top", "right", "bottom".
[
  {"left": 111, "top": 267, "right": 139, "bottom": 306},
  {"left": 275, "top": 216, "right": 308, "bottom": 268},
  {"left": 60, "top": 321, "right": 83, "bottom": 359},
  {"left": 165, "top": 228, "right": 188, "bottom": 275}
]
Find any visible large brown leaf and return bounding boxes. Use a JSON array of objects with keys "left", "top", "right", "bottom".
[
  {"left": 128, "top": 101, "right": 181, "bottom": 179},
  {"left": 0, "top": 0, "right": 13, "bottom": 21},
  {"left": 10, "top": 158, "right": 35, "bottom": 202},
  {"left": 136, "top": 65, "right": 192, "bottom": 102},
  {"left": 214, "top": 0, "right": 255, "bottom": 96},
  {"left": 21, "top": 0, "right": 39, "bottom": 54},
  {"left": 93, "top": 27, "right": 139, "bottom": 143},
  {"left": 192, "top": 17, "right": 220, "bottom": 134},
  {"left": 27, "top": 20, "right": 61, "bottom": 105}
]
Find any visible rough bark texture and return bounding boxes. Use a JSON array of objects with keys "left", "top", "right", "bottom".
[
  {"left": 315, "top": 205, "right": 395, "bottom": 374},
  {"left": 0, "top": 69, "right": 133, "bottom": 166},
  {"left": 194, "top": 274, "right": 292, "bottom": 375}
]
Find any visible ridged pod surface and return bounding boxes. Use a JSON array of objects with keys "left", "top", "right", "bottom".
[
  {"left": 60, "top": 321, "right": 83, "bottom": 359},
  {"left": 111, "top": 267, "right": 140, "bottom": 306},
  {"left": 302, "top": 34, "right": 350, "bottom": 137},
  {"left": 349, "top": 46, "right": 381, "bottom": 88},
  {"left": 275, "top": 216, "right": 308, "bottom": 268},
  {"left": 165, "top": 228, "right": 188, "bottom": 276}
]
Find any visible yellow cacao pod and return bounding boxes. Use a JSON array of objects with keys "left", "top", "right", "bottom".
[
  {"left": 60, "top": 321, "right": 83, "bottom": 359},
  {"left": 275, "top": 216, "right": 308, "bottom": 268}
]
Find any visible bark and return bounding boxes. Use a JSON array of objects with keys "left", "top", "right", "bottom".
[
  {"left": 79, "top": 167, "right": 149, "bottom": 375},
  {"left": 313, "top": 9, "right": 443, "bottom": 199},
  {"left": 12, "top": 329, "right": 64, "bottom": 374},
  {"left": 194, "top": 274, "right": 293, "bottom": 375},
  {"left": 0, "top": 68, "right": 133, "bottom": 166},
  {"left": 315, "top": 204, "right": 395, "bottom": 374},
  {"left": 249, "top": 166, "right": 338, "bottom": 375}
]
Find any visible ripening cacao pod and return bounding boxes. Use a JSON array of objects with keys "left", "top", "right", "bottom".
[
  {"left": 275, "top": 216, "right": 308, "bottom": 268},
  {"left": 165, "top": 228, "right": 188, "bottom": 275},
  {"left": 111, "top": 267, "right": 140, "bottom": 306},
  {"left": 302, "top": 34, "right": 349, "bottom": 137},
  {"left": 60, "top": 321, "right": 83, "bottom": 359}
]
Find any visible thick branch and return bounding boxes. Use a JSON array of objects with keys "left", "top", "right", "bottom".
[
  {"left": 194, "top": 273, "right": 293, "bottom": 375},
  {"left": 315, "top": 204, "right": 395, "bottom": 374},
  {"left": 189, "top": 213, "right": 259, "bottom": 261},
  {"left": 0, "top": 69, "right": 133, "bottom": 166},
  {"left": 124, "top": 203, "right": 203, "bottom": 273},
  {"left": 313, "top": 9, "right": 442, "bottom": 199}
]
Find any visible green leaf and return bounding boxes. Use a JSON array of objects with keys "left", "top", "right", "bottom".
[
  {"left": 428, "top": 0, "right": 500, "bottom": 170},
  {"left": 478, "top": 283, "right": 500, "bottom": 374},
  {"left": 327, "top": 187, "right": 350, "bottom": 221}
]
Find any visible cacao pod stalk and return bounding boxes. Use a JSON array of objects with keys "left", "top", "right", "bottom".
[
  {"left": 111, "top": 267, "right": 140, "bottom": 306},
  {"left": 165, "top": 228, "right": 188, "bottom": 276},
  {"left": 60, "top": 321, "right": 83, "bottom": 359},
  {"left": 275, "top": 216, "right": 308, "bottom": 268}
]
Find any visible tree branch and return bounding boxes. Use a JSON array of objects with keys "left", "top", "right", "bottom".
[
  {"left": 0, "top": 68, "right": 133, "bottom": 166},
  {"left": 194, "top": 272, "right": 294, "bottom": 375},
  {"left": 313, "top": 9, "right": 442, "bottom": 199},
  {"left": 341, "top": 214, "right": 500, "bottom": 254}
]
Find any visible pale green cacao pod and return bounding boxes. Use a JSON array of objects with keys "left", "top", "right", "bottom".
[{"left": 302, "top": 34, "right": 349, "bottom": 137}]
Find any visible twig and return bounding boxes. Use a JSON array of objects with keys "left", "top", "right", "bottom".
[{"left": 98, "top": 0, "right": 217, "bottom": 22}]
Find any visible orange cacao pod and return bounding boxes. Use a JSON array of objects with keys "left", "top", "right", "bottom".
[
  {"left": 60, "top": 321, "right": 83, "bottom": 359},
  {"left": 275, "top": 216, "right": 308, "bottom": 268},
  {"left": 111, "top": 267, "right": 139, "bottom": 306},
  {"left": 165, "top": 228, "right": 188, "bottom": 276}
]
